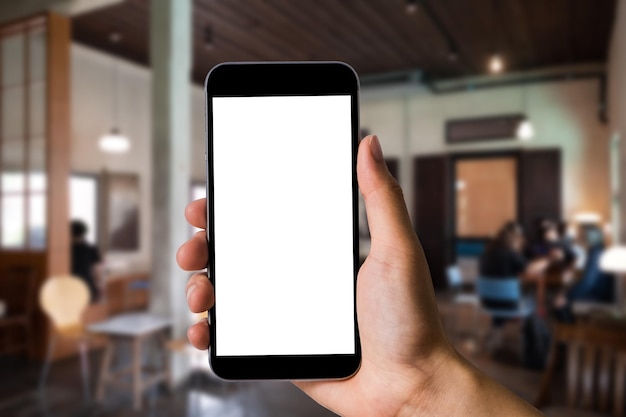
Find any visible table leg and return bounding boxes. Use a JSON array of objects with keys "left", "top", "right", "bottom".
[
  {"left": 132, "top": 336, "right": 142, "bottom": 411},
  {"left": 96, "top": 339, "right": 114, "bottom": 402},
  {"left": 158, "top": 331, "right": 172, "bottom": 391},
  {"left": 78, "top": 341, "right": 91, "bottom": 404}
]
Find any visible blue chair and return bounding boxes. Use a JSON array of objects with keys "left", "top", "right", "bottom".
[
  {"left": 476, "top": 277, "right": 534, "bottom": 355},
  {"left": 445, "top": 266, "right": 479, "bottom": 340},
  {"left": 476, "top": 277, "right": 534, "bottom": 319}
]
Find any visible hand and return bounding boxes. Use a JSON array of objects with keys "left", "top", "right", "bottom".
[{"left": 177, "top": 135, "right": 544, "bottom": 417}]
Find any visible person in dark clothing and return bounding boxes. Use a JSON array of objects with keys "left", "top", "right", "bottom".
[
  {"left": 479, "top": 222, "right": 551, "bottom": 312},
  {"left": 71, "top": 220, "right": 103, "bottom": 303},
  {"left": 553, "top": 225, "right": 614, "bottom": 322},
  {"left": 528, "top": 221, "right": 576, "bottom": 267},
  {"left": 480, "top": 222, "right": 554, "bottom": 367}
]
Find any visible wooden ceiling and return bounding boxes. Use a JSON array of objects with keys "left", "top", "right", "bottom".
[{"left": 72, "top": 0, "right": 617, "bottom": 85}]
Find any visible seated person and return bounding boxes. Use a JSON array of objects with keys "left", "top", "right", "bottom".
[
  {"left": 70, "top": 220, "right": 103, "bottom": 303},
  {"left": 553, "top": 225, "right": 614, "bottom": 322},
  {"left": 528, "top": 220, "right": 576, "bottom": 271},
  {"left": 479, "top": 222, "right": 549, "bottom": 316}
]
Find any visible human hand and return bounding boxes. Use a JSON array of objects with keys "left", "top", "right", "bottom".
[{"left": 177, "top": 135, "right": 544, "bottom": 417}]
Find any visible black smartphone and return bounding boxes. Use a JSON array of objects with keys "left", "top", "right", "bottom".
[{"left": 205, "top": 62, "right": 361, "bottom": 380}]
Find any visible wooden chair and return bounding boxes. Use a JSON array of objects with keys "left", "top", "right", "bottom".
[
  {"left": 0, "top": 266, "right": 37, "bottom": 357},
  {"left": 38, "top": 275, "right": 92, "bottom": 403},
  {"left": 535, "top": 322, "right": 626, "bottom": 416}
]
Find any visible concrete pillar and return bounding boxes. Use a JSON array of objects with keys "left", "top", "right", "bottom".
[{"left": 150, "top": 0, "right": 192, "bottom": 383}]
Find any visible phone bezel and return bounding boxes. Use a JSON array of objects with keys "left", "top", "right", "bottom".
[{"left": 205, "top": 62, "right": 361, "bottom": 380}]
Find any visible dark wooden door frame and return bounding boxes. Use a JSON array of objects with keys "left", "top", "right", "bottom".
[
  {"left": 413, "top": 148, "right": 562, "bottom": 289},
  {"left": 448, "top": 148, "right": 562, "bottom": 263}
]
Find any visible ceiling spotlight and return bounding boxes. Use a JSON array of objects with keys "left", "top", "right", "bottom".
[
  {"left": 204, "top": 25, "right": 214, "bottom": 50},
  {"left": 489, "top": 53, "right": 504, "bottom": 73},
  {"left": 109, "top": 31, "right": 122, "bottom": 43},
  {"left": 406, "top": 0, "right": 419, "bottom": 14}
]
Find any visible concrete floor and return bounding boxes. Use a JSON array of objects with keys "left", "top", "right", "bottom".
[{"left": 0, "top": 300, "right": 608, "bottom": 417}]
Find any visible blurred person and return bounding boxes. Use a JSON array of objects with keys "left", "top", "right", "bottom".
[
  {"left": 525, "top": 217, "right": 552, "bottom": 257},
  {"left": 558, "top": 220, "right": 585, "bottom": 272},
  {"left": 478, "top": 222, "right": 552, "bottom": 368},
  {"left": 529, "top": 218, "right": 576, "bottom": 290},
  {"left": 479, "top": 222, "right": 549, "bottom": 310},
  {"left": 70, "top": 220, "right": 103, "bottom": 303},
  {"left": 553, "top": 224, "right": 614, "bottom": 322},
  {"left": 179, "top": 135, "right": 544, "bottom": 416},
  {"left": 528, "top": 220, "right": 576, "bottom": 269}
]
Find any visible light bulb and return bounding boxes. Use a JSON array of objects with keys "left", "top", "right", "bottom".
[
  {"left": 489, "top": 54, "right": 504, "bottom": 73},
  {"left": 406, "top": 0, "right": 419, "bottom": 14},
  {"left": 516, "top": 119, "right": 534, "bottom": 140},
  {"left": 99, "top": 128, "right": 130, "bottom": 153}
]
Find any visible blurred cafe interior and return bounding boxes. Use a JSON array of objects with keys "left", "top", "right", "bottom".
[{"left": 0, "top": 0, "right": 626, "bottom": 416}]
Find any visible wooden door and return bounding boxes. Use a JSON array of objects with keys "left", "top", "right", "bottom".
[
  {"left": 413, "top": 155, "right": 450, "bottom": 290},
  {"left": 519, "top": 149, "right": 562, "bottom": 241}
]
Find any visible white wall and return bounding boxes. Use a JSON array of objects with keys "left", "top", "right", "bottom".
[
  {"left": 70, "top": 42, "right": 612, "bottom": 271},
  {"left": 609, "top": 0, "right": 626, "bottom": 243},
  {"left": 361, "top": 78, "right": 611, "bottom": 224},
  {"left": 70, "top": 44, "right": 206, "bottom": 272}
]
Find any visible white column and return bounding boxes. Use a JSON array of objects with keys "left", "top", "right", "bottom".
[{"left": 150, "top": 0, "right": 192, "bottom": 384}]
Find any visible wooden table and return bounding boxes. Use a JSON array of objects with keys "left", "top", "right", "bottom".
[{"left": 88, "top": 312, "right": 172, "bottom": 411}]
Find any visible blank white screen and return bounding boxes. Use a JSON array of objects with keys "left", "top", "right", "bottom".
[{"left": 212, "top": 95, "right": 355, "bottom": 356}]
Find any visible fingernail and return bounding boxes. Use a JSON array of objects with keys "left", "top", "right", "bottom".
[
  {"left": 186, "top": 283, "right": 197, "bottom": 302},
  {"left": 369, "top": 135, "right": 383, "bottom": 162}
]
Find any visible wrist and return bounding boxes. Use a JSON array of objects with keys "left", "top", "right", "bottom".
[
  {"left": 397, "top": 349, "right": 543, "bottom": 417},
  {"left": 396, "top": 349, "right": 480, "bottom": 417}
]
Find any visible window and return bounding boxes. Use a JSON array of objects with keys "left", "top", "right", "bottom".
[
  {"left": 191, "top": 183, "right": 205, "bottom": 201},
  {"left": 190, "top": 183, "right": 206, "bottom": 237},
  {"left": 455, "top": 157, "right": 517, "bottom": 238},
  {"left": 70, "top": 175, "right": 98, "bottom": 244},
  {"left": 0, "top": 20, "right": 47, "bottom": 249}
]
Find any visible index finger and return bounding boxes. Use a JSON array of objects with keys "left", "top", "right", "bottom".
[{"left": 185, "top": 198, "right": 207, "bottom": 229}]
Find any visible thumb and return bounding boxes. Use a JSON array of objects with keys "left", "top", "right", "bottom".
[{"left": 358, "top": 135, "right": 419, "bottom": 259}]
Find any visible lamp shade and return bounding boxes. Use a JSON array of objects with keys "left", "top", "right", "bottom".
[
  {"left": 99, "top": 128, "right": 130, "bottom": 153},
  {"left": 573, "top": 212, "right": 602, "bottom": 224},
  {"left": 599, "top": 246, "right": 626, "bottom": 273}
]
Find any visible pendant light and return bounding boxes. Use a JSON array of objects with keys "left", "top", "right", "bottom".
[
  {"left": 99, "top": 31, "right": 130, "bottom": 154},
  {"left": 488, "top": 53, "right": 504, "bottom": 73},
  {"left": 516, "top": 84, "right": 534, "bottom": 141}
]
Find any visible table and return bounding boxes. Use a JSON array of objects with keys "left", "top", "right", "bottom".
[{"left": 87, "top": 312, "right": 172, "bottom": 411}]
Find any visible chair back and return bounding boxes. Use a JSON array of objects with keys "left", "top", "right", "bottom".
[
  {"left": 39, "top": 275, "right": 90, "bottom": 332},
  {"left": 0, "top": 266, "right": 36, "bottom": 316},
  {"left": 535, "top": 323, "right": 626, "bottom": 416},
  {"left": 476, "top": 277, "right": 521, "bottom": 302},
  {"left": 446, "top": 266, "right": 462, "bottom": 289}
]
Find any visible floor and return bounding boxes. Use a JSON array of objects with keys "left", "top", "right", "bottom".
[{"left": 0, "top": 302, "right": 598, "bottom": 417}]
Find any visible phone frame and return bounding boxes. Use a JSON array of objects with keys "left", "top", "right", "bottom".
[{"left": 205, "top": 62, "right": 361, "bottom": 380}]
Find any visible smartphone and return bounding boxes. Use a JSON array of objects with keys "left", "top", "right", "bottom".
[{"left": 205, "top": 62, "right": 361, "bottom": 380}]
